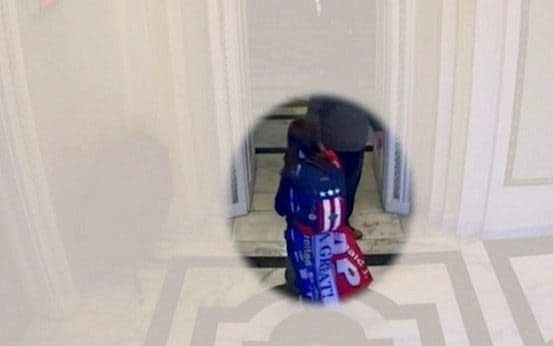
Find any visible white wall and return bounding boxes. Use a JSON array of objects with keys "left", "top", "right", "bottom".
[
  {"left": 422, "top": 0, "right": 553, "bottom": 238},
  {"left": 245, "top": 0, "right": 378, "bottom": 119},
  {"left": 510, "top": 0, "right": 553, "bottom": 181},
  {"left": 0, "top": 219, "right": 32, "bottom": 345},
  {"left": 1, "top": 3, "right": 238, "bottom": 341},
  {"left": 422, "top": 0, "right": 478, "bottom": 232},
  {"left": 406, "top": 0, "right": 442, "bottom": 223},
  {"left": 14, "top": 0, "right": 184, "bottom": 288},
  {"left": 6, "top": 6, "right": 553, "bottom": 342},
  {"left": 481, "top": 0, "right": 553, "bottom": 235}
]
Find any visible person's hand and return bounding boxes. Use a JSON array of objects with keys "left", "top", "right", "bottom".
[{"left": 324, "top": 150, "right": 341, "bottom": 168}]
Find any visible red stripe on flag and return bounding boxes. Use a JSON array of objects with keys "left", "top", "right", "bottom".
[{"left": 340, "top": 197, "right": 346, "bottom": 225}]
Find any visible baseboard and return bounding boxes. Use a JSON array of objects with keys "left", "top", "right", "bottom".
[{"left": 383, "top": 199, "right": 411, "bottom": 216}]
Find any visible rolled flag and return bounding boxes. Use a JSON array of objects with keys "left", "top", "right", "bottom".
[{"left": 286, "top": 225, "right": 373, "bottom": 303}]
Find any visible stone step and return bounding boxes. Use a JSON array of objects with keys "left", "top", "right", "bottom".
[
  {"left": 233, "top": 210, "right": 405, "bottom": 243},
  {"left": 236, "top": 233, "right": 465, "bottom": 257},
  {"left": 235, "top": 237, "right": 408, "bottom": 256}
]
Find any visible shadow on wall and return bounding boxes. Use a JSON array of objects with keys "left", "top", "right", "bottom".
[{"left": 73, "top": 132, "right": 173, "bottom": 288}]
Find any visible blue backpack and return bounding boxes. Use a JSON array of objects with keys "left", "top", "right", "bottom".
[{"left": 290, "top": 157, "right": 347, "bottom": 234}]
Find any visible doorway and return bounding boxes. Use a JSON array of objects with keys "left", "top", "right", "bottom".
[
  {"left": 231, "top": 98, "right": 410, "bottom": 257},
  {"left": 226, "top": 0, "right": 412, "bottom": 218},
  {"left": 217, "top": 0, "right": 415, "bottom": 258}
]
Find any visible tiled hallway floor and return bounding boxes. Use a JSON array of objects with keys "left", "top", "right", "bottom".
[
  {"left": 20, "top": 112, "right": 553, "bottom": 345},
  {"left": 21, "top": 223, "right": 553, "bottom": 345}
]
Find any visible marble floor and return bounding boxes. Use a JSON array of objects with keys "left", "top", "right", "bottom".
[
  {"left": 21, "top": 234, "right": 553, "bottom": 345},
  {"left": 19, "top": 113, "right": 553, "bottom": 345}
]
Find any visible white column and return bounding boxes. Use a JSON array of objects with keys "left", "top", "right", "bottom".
[
  {"left": 161, "top": 0, "right": 251, "bottom": 255},
  {"left": 428, "top": 0, "right": 459, "bottom": 225},
  {"left": 0, "top": 0, "right": 77, "bottom": 318},
  {"left": 457, "top": 0, "right": 508, "bottom": 236}
]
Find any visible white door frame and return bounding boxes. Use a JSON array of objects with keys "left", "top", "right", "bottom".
[
  {"left": 0, "top": 0, "right": 77, "bottom": 318},
  {"left": 449, "top": 0, "right": 547, "bottom": 238},
  {"left": 206, "top": 0, "right": 254, "bottom": 217},
  {"left": 207, "top": 0, "right": 417, "bottom": 218},
  {"left": 455, "top": 0, "right": 510, "bottom": 236},
  {"left": 170, "top": 0, "right": 417, "bottom": 218},
  {"left": 425, "top": 0, "right": 506, "bottom": 235},
  {"left": 427, "top": 0, "right": 459, "bottom": 226},
  {"left": 478, "top": 0, "right": 553, "bottom": 238},
  {"left": 167, "top": 0, "right": 253, "bottom": 218},
  {"left": 215, "top": 0, "right": 419, "bottom": 217},
  {"left": 426, "top": 0, "right": 478, "bottom": 232},
  {"left": 375, "top": 0, "right": 416, "bottom": 216},
  {"left": 426, "top": 0, "right": 553, "bottom": 238}
]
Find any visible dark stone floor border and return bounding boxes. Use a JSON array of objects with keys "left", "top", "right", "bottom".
[
  {"left": 484, "top": 237, "right": 553, "bottom": 345},
  {"left": 266, "top": 114, "right": 300, "bottom": 120},
  {"left": 245, "top": 254, "right": 398, "bottom": 268},
  {"left": 256, "top": 145, "right": 374, "bottom": 154},
  {"left": 144, "top": 252, "right": 492, "bottom": 346},
  {"left": 192, "top": 289, "right": 443, "bottom": 346}
]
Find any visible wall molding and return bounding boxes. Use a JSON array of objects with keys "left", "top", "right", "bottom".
[
  {"left": 207, "top": 0, "right": 253, "bottom": 217},
  {"left": 477, "top": 0, "right": 553, "bottom": 233},
  {"left": 0, "top": 0, "right": 77, "bottom": 318},
  {"left": 504, "top": 0, "right": 553, "bottom": 186},
  {"left": 165, "top": 0, "right": 200, "bottom": 218},
  {"left": 428, "top": 0, "right": 459, "bottom": 225},
  {"left": 166, "top": 0, "right": 252, "bottom": 218},
  {"left": 456, "top": 0, "right": 509, "bottom": 236},
  {"left": 207, "top": 0, "right": 235, "bottom": 208},
  {"left": 376, "top": 0, "right": 415, "bottom": 216}
]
